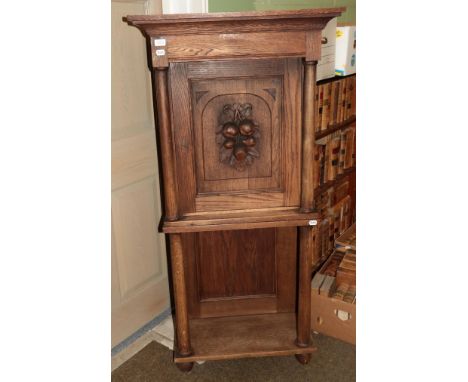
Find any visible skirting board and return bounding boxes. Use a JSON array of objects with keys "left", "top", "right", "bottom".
[{"left": 111, "top": 308, "right": 171, "bottom": 371}]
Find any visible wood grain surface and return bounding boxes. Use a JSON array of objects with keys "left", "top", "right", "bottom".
[
  {"left": 169, "top": 58, "right": 302, "bottom": 214},
  {"left": 126, "top": 8, "right": 344, "bottom": 37},
  {"left": 174, "top": 312, "right": 317, "bottom": 363},
  {"left": 197, "top": 229, "right": 276, "bottom": 299},
  {"left": 166, "top": 32, "right": 307, "bottom": 61},
  {"left": 123, "top": 8, "right": 348, "bottom": 368},
  {"left": 162, "top": 207, "right": 319, "bottom": 233},
  {"left": 153, "top": 69, "right": 178, "bottom": 220},
  {"left": 125, "top": 8, "right": 343, "bottom": 63},
  {"left": 169, "top": 234, "right": 192, "bottom": 356},
  {"left": 181, "top": 227, "right": 297, "bottom": 319}
]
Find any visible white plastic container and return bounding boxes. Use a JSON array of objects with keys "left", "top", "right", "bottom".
[{"left": 335, "top": 26, "right": 356, "bottom": 76}]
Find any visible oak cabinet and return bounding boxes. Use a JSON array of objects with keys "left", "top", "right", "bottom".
[{"left": 125, "top": 7, "right": 344, "bottom": 371}]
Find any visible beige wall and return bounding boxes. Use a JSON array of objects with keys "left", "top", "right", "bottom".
[
  {"left": 208, "top": 0, "right": 356, "bottom": 24},
  {"left": 111, "top": 0, "right": 170, "bottom": 348}
]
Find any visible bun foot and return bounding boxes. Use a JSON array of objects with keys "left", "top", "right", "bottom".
[
  {"left": 176, "top": 362, "right": 194, "bottom": 372},
  {"left": 295, "top": 353, "right": 311, "bottom": 365}
]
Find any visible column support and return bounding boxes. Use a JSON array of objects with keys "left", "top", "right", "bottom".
[
  {"left": 153, "top": 67, "right": 178, "bottom": 221},
  {"left": 300, "top": 60, "right": 317, "bottom": 212},
  {"left": 169, "top": 233, "right": 192, "bottom": 358},
  {"left": 296, "top": 225, "right": 316, "bottom": 350}
]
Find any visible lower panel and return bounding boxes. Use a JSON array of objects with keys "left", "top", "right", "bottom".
[
  {"left": 183, "top": 227, "right": 297, "bottom": 318},
  {"left": 174, "top": 313, "right": 316, "bottom": 363}
]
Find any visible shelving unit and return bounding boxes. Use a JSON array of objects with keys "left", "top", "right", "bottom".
[
  {"left": 315, "top": 116, "right": 355, "bottom": 140},
  {"left": 315, "top": 166, "right": 355, "bottom": 196},
  {"left": 312, "top": 74, "right": 356, "bottom": 266}
]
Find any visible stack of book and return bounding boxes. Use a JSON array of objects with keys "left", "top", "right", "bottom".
[
  {"left": 315, "top": 190, "right": 330, "bottom": 216},
  {"left": 331, "top": 283, "right": 356, "bottom": 304},
  {"left": 315, "top": 189, "right": 354, "bottom": 262},
  {"left": 317, "top": 218, "right": 333, "bottom": 262},
  {"left": 310, "top": 223, "right": 356, "bottom": 344},
  {"left": 315, "top": 75, "right": 356, "bottom": 133},
  {"left": 336, "top": 251, "right": 356, "bottom": 286},
  {"left": 314, "top": 126, "right": 355, "bottom": 189},
  {"left": 333, "top": 179, "right": 351, "bottom": 205},
  {"left": 321, "top": 251, "right": 345, "bottom": 278},
  {"left": 335, "top": 223, "right": 356, "bottom": 251},
  {"left": 311, "top": 247, "right": 356, "bottom": 313},
  {"left": 331, "top": 195, "right": 352, "bottom": 239},
  {"left": 334, "top": 224, "right": 356, "bottom": 293}
]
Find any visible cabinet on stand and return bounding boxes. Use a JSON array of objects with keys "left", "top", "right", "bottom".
[{"left": 125, "top": 7, "right": 344, "bottom": 371}]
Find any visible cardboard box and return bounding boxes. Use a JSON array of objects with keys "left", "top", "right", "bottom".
[
  {"left": 311, "top": 292, "right": 356, "bottom": 344},
  {"left": 310, "top": 241, "right": 356, "bottom": 344},
  {"left": 316, "top": 18, "right": 337, "bottom": 81},
  {"left": 335, "top": 26, "right": 356, "bottom": 76}
]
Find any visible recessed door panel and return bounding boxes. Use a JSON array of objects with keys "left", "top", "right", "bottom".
[
  {"left": 170, "top": 58, "right": 303, "bottom": 214},
  {"left": 183, "top": 227, "right": 297, "bottom": 319},
  {"left": 197, "top": 229, "right": 276, "bottom": 300},
  {"left": 192, "top": 77, "right": 282, "bottom": 193}
]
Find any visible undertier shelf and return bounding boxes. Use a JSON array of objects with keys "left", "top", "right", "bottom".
[
  {"left": 162, "top": 208, "right": 319, "bottom": 233},
  {"left": 174, "top": 312, "right": 316, "bottom": 363}
]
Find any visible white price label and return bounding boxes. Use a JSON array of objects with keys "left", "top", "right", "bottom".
[
  {"left": 155, "top": 49, "right": 166, "bottom": 56},
  {"left": 308, "top": 220, "right": 318, "bottom": 226},
  {"left": 154, "top": 38, "right": 166, "bottom": 47}
]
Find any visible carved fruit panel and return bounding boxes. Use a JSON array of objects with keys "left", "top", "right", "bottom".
[
  {"left": 216, "top": 103, "right": 260, "bottom": 171},
  {"left": 201, "top": 93, "right": 271, "bottom": 181},
  {"left": 191, "top": 76, "right": 282, "bottom": 194}
]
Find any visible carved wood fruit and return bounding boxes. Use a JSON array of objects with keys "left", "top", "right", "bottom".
[
  {"left": 234, "top": 145, "right": 247, "bottom": 161},
  {"left": 217, "top": 104, "right": 260, "bottom": 170},
  {"left": 239, "top": 119, "right": 255, "bottom": 136},
  {"left": 223, "top": 139, "right": 235, "bottom": 149},
  {"left": 242, "top": 137, "right": 256, "bottom": 147},
  {"left": 222, "top": 122, "right": 239, "bottom": 138}
]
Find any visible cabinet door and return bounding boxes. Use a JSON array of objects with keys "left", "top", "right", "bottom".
[
  {"left": 169, "top": 58, "right": 303, "bottom": 214},
  {"left": 111, "top": 0, "right": 169, "bottom": 347}
]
